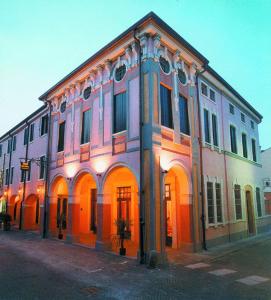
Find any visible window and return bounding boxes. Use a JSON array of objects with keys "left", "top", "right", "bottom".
[
  {"left": 242, "top": 133, "right": 248, "bottom": 158},
  {"left": 39, "top": 156, "right": 46, "bottom": 179},
  {"left": 0, "top": 144, "right": 2, "bottom": 157},
  {"left": 41, "top": 115, "right": 48, "bottom": 136},
  {"left": 24, "top": 127, "right": 29, "bottom": 145},
  {"left": 30, "top": 123, "right": 35, "bottom": 142},
  {"left": 179, "top": 95, "right": 190, "bottom": 135},
  {"left": 160, "top": 85, "right": 173, "bottom": 129},
  {"left": 207, "top": 182, "right": 214, "bottom": 224},
  {"left": 241, "top": 113, "right": 245, "bottom": 123},
  {"left": 83, "top": 86, "right": 92, "bottom": 100},
  {"left": 21, "top": 170, "right": 25, "bottom": 182},
  {"left": 60, "top": 101, "right": 66, "bottom": 113},
  {"left": 27, "top": 161, "right": 31, "bottom": 181},
  {"left": 230, "top": 125, "right": 237, "bottom": 154},
  {"left": 204, "top": 109, "right": 210, "bottom": 143},
  {"left": 229, "top": 103, "right": 235, "bottom": 115},
  {"left": 212, "top": 114, "right": 218, "bottom": 147},
  {"left": 159, "top": 56, "right": 170, "bottom": 74},
  {"left": 256, "top": 187, "right": 262, "bottom": 217},
  {"left": 115, "top": 65, "right": 127, "bottom": 82},
  {"left": 234, "top": 184, "right": 242, "bottom": 220},
  {"left": 12, "top": 136, "right": 16, "bottom": 151},
  {"left": 81, "top": 109, "right": 91, "bottom": 144},
  {"left": 250, "top": 120, "right": 255, "bottom": 129},
  {"left": 5, "top": 169, "right": 9, "bottom": 185},
  {"left": 7, "top": 139, "right": 12, "bottom": 154},
  {"left": 201, "top": 82, "right": 208, "bottom": 96},
  {"left": 210, "top": 89, "right": 216, "bottom": 102},
  {"left": 10, "top": 167, "right": 14, "bottom": 184},
  {"left": 117, "top": 186, "right": 131, "bottom": 237},
  {"left": 251, "top": 139, "right": 257, "bottom": 162},
  {"left": 57, "top": 122, "right": 65, "bottom": 152},
  {"left": 177, "top": 68, "right": 187, "bottom": 85},
  {"left": 113, "top": 92, "right": 127, "bottom": 133},
  {"left": 216, "top": 183, "right": 223, "bottom": 223}
]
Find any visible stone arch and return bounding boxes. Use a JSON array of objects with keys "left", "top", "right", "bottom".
[{"left": 9, "top": 195, "right": 20, "bottom": 223}]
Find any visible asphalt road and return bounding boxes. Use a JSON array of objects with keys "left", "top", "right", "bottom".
[{"left": 0, "top": 231, "right": 271, "bottom": 300}]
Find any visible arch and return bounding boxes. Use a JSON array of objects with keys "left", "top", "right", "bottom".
[
  {"left": 101, "top": 164, "right": 139, "bottom": 257},
  {"left": 72, "top": 168, "right": 99, "bottom": 191},
  {"left": 164, "top": 162, "right": 192, "bottom": 250},
  {"left": 72, "top": 170, "right": 98, "bottom": 246},
  {"left": 49, "top": 175, "right": 69, "bottom": 237},
  {"left": 24, "top": 194, "right": 40, "bottom": 231}
]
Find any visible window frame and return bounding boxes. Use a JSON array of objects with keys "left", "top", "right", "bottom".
[
  {"left": 251, "top": 138, "right": 257, "bottom": 162},
  {"left": 211, "top": 113, "right": 219, "bottom": 147},
  {"left": 229, "top": 103, "right": 235, "bottom": 115},
  {"left": 256, "top": 187, "right": 262, "bottom": 218},
  {"left": 80, "top": 109, "right": 91, "bottom": 145},
  {"left": 40, "top": 114, "right": 48, "bottom": 136},
  {"left": 230, "top": 124, "right": 238, "bottom": 154},
  {"left": 113, "top": 92, "right": 127, "bottom": 134},
  {"left": 39, "top": 155, "right": 46, "bottom": 180},
  {"left": 179, "top": 94, "right": 190, "bottom": 136},
  {"left": 160, "top": 84, "right": 174, "bottom": 130},
  {"left": 203, "top": 109, "right": 211, "bottom": 144},
  {"left": 29, "top": 123, "right": 35, "bottom": 142},
  {"left": 57, "top": 121, "right": 66, "bottom": 153},
  {"left": 241, "top": 132, "right": 248, "bottom": 158},
  {"left": 234, "top": 184, "right": 242, "bottom": 221}
]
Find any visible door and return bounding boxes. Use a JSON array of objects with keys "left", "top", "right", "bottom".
[
  {"left": 246, "top": 191, "right": 255, "bottom": 235},
  {"left": 90, "top": 189, "right": 97, "bottom": 233},
  {"left": 165, "top": 184, "right": 172, "bottom": 247},
  {"left": 57, "top": 197, "right": 68, "bottom": 230}
]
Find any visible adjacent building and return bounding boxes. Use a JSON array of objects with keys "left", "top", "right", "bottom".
[
  {"left": 261, "top": 148, "right": 271, "bottom": 217},
  {"left": 0, "top": 12, "right": 270, "bottom": 265}
]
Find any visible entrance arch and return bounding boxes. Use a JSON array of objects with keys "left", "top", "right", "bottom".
[
  {"left": 49, "top": 176, "right": 69, "bottom": 237},
  {"left": 102, "top": 165, "right": 139, "bottom": 257},
  {"left": 9, "top": 195, "right": 21, "bottom": 225},
  {"left": 164, "top": 163, "right": 192, "bottom": 250},
  {"left": 73, "top": 171, "right": 98, "bottom": 246},
  {"left": 244, "top": 185, "right": 256, "bottom": 235},
  {"left": 24, "top": 194, "right": 40, "bottom": 231}
]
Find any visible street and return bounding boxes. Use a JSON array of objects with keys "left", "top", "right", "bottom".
[{"left": 0, "top": 231, "right": 271, "bottom": 300}]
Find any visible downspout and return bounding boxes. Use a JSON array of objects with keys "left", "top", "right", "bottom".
[
  {"left": 134, "top": 29, "right": 145, "bottom": 264},
  {"left": 7, "top": 134, "right": 13, "bottom": 213},
  {"left": 43, "top": 101, "right": 52, "bottom": 238},
  {"left": 19, "top": 122, "right": 30, "bottom": 230},
  {"left": 195, "top": 64, "right": 208, "bottom": 250}
]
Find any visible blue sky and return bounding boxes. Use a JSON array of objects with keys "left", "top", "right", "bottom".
[{"left": 0, "top": 0, "right": 270, "bottom": 149}]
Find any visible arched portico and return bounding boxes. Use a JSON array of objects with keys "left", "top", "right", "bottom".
[
  {"left": 98, "top": 164, "right": 139, "bottom": 257},
  {"left": 23, "top": 194, "right": 40, "bottom": 231},
  {"left": 163, "top": 162, "right": 192, "bottom": 250},
  {"left": 9, "top": 195, "right": 21, "bottom": 226},
  {"left": 72, "top": 170, "right": 98, "bottom": 246},
  {"left": 49, "top": 175, "right": 69, "bottom": 238}
]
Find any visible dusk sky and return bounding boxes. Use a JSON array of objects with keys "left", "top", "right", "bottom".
[{"left": 0, "top": 0, "right": 270, "bottom": 149}]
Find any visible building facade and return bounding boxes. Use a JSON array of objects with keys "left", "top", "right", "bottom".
[
  {"left": 261, "top": 148, "right": 271, "bottom": 217},
  {"left": 0, "top": 12, "right": 270, "bottom": 264}
]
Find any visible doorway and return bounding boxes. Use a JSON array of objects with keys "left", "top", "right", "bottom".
[
  {"left": 165, "top": 184, "right": 173, "bottom": 247},
  {"left": 57, "top": 197, "right": 68, "bottom": 230},
  {"left": 245, "top": 190, "right": 255, "bottom": 235}
]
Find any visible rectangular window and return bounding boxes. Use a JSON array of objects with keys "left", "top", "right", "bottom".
[
  {"left": 57, "top": 122, "right": 65, "bottom": 152},
  {"left": 27, "top": 161, "right": 31, "bottom": 181},
  {"left": 30, "top": 123, "right": 35, "bottom": 142},
  {"left": 201, "top": 82, "right": 208, "bottom": 96},
  {"left": 10, "top": 167, "right": 14, "bottom": 184},
  {"left": 207, "top": 182, "right": 214, "bottom": 224},
  {"left": 21, "top": 170, "right": 25, "bottom": 182},
  {"left": 230, "top": 125, "right": 237, "bottom": 154},
  {"left": 209, "top": 89, "right": 216, "bottom": 102},
  {"left": 216, "top": 183, "right": 223, "bottom": 223},
  {"left": 256, "top": 187, "right": 262, "bottom": 217},
  {"left": 234, "top": 184, "right": 242, "bottom": 220},
  {"left": 160, "top": 85, "right": 173, "bottom": 129},
  {"left": 24, "top": 127, "right": 29, "bottom": 145},
  {"left": 179, "top": 95, "right": 190, "bottom": 135},
  {"left": 7, "top": 139, "right": 12, "bottom": 154},
  {"left": 242, "top": 133, "right": 248, "bottom": 158},
  {"left": 204, "top": 109, "right": 210, "bottom": 143},
  {"left": 5, "top": 169, "right": 9, "bottom": 185},
  {"left": 81, "top": 109, "right": 91, "bottom": 144},
  {"left": 0, "top": 144, "right": 2, "bottom": 157},
  {"left": 117, "top": 186, "right": 131, "bottom": 237},
  {"left": 212, "top": 114, "right": 218, "bottom": 147},
  {"left": 229, "top": 103, "right": 235, "bottom": 115},
  {"left": 12, "top": 136, "right": 16, "bottom": 151},
  {"left": 252, "top": 139, "right": 257, "bottom": 162},
  {"left": 250, "top": 120, "right": 255, "bottom": 129},
  {"left": 241, "top": 113, "right": 245, "bottom": 123},
  {"left": 39, "top": 156, "right": 46, "bottom": 179},
  {"left": 41, "top": 115, "right": 48, "bottom": 136},
  {"left": 113, "top": 92, "right": 127, "bottom": 133}
]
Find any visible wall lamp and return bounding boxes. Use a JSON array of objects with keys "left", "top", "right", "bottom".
[{"left": 162, "top": 170, "right": 168, "bottom": 174}]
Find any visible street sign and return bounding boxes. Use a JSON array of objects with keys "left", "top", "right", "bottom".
[{"left": 20, "top": 162, "right": 29, "bottom": 171}]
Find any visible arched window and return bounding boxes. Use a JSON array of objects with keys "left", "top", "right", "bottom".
[
  {"left": 178, "top": 68, "right": 187, "bottom": 85},
  {"left": 159, "top": 56, "right": 170, "bottom": 74},
  {"left": 115, "top": 65, "right": 126, "bottom": 82}
]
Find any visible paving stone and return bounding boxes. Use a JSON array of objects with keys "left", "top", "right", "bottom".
[
  {"left": 236, "top": 275, "right": 270, "bottom": 286},
  {"left": 208, "top": 268, "right": 237, "bottom": 276},
  {"left": 185, "top": 262, "right": 210, "bottom": 269}
]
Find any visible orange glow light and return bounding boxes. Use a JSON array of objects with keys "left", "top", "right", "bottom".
[{"left": 94, "top": 159, "right": 108, "bottom": 174}]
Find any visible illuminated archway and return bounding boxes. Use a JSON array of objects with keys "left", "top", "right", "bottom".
[
  {"left": 49, "top": 175, "right": 69, "bottom": 237},
  {"left": 72, "top": 171, "right": 98, "bottom": 246},
  {"left": 24, "top": 194, "right": 40, "bottom": 231},
  {"left": 164, "top": 163, "right": 192, "bottom": 249},
  {"left": 8, "top": 195, "right": 21, "bottom": 225},
  {"left": 102, "top": 165, "right": 139, "bottom": 257}
]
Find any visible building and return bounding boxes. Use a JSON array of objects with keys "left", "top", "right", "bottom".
[
  {"left": 261, "top": 148, "right": 271, "bottom": 217},
  {"left": 0, "top": 12, "right": 270, "bottom": 265}
]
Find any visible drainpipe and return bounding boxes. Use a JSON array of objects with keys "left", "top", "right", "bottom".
[
  {"left": 6, "top": 134, "right": 13, "bottom": 213},
  {"left": 19, "top": 122, "right": 30, "bottom": 230},
  {"left": 134, "top": 29, "right": 145, "bottom": 264},
  {"left": 2, "top": 153, "right": 6, "bottom": 211},
  {"left": 43, "top": 101, "right": 52, "bottom": 238},
  {"left": 195, "top": 64, "right": 208, "bottom": 251}
]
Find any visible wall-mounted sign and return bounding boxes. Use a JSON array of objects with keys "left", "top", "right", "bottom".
[{"left": 20, "top": 162, "right": 29, "bottom": 171}]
